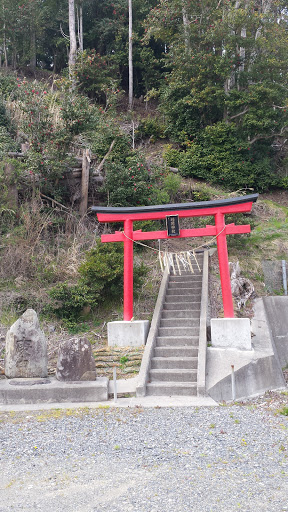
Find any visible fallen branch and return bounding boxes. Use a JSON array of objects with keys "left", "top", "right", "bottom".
[
  {"left": 93, "top": 140, "right": 115, "bottom": 175},
  {"left": 7, "top": 152, "right": 26, "bottom": 158},
  {"left": 39, "top": 192, "right": 70, "bottom": 211}
]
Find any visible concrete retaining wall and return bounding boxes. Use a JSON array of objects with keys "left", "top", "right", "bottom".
[
  {"left": 263, "top": 296, "right": 288, "bottom": 368},
  {"left": 208, "top": 355, "right": 284, "bottom": 402},
  {"left": 206, "top": 298, "right": 286, "bottom": 402}
]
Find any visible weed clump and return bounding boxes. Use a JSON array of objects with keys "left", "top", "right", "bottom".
[{"left": 47, "top": 240, "right": 147, "bottom": 327}]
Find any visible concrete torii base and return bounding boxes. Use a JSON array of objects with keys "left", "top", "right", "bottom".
[
  {"left": 211, "top": 318, "right": 252, "bottom": 350},
  {"left": 107, "top": 320, "right": 150, "bottom": 348}
]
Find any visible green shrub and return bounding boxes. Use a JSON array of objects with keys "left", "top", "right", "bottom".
[
  {"left": 166, "top": 122, "right": 277, "bottom": 192},
  {"left": 48, "top": 240, "right": 147, "bottom": 324},
  {"left": 136, "top": 116, "right": 166, "bottom": 142},
  {"left": 191, "top": 191, "right": 208, "bottom": 202},
  {"left": 0, "top": 127, "right": 18, "bottom": 155},
  {"left": 104, "top": 155, "right": 160, "bottom": 207},
  {"left": 79, "top": 242, "right": 124, "bottom": 299},
  {"left": 88, "top": 127, "right": 130, "bottom": 164},
  {"left": 79, "top": 241, "right": 147, "bottom": 298},
  {"left": 163, "top": 145, "right": 182, "bottom": 168},
  {"left": 74, "top": 49, "right": 119, "bottom": 102},
  {"left": 0, "top": 99, "right": 10, "bottom": 129},
  {"left": 48, "top": 283, "right": 96, "bottom": 323},
  {"left": 0, "top": 72, "right": 17, "bottom": 97},
  {"left": 162, "top": 173, "right": 182, "bottom": 203}
]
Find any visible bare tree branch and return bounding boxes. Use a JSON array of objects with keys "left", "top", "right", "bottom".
[
  {"left": 228, "top": 107, "right": 249, "bottom": 121},
  {"left": 272, "top": 104, "right": 288, "bottom": 110},
  {"left": 60, "top": 23, "right": 70, "bottom": 41},
  {"left": 93, "top": 140, "right": 116, "bottom": 174},
  {"left": 250, "top": 126, "right": 288, "bottom": 145}
]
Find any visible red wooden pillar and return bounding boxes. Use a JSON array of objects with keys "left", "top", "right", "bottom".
[
  {"left": 215, "top": 212, "right": 234, "bottom": 318},
  {"left": 123, "top": 218, "right": 134, "bottom": 320}
]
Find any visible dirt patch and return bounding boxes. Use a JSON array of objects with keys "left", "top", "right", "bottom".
[
  {"left": 261, "top": 189, "right": 288, "bottom": 207},
  {"left": 233, "top": 389, "right": 288, "bottom": 413}
]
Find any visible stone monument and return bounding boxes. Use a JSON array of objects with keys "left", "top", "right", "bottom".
[
  {"left": 5, "top": 309, "right": 48, "bottom": 378},
  {"left": 56, "top": 337, "right": 96, "bottom": 381}
]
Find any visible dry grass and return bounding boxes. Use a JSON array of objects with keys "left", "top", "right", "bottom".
[{"left": 0, "top": 199, "right": 97, "bottom": 284}]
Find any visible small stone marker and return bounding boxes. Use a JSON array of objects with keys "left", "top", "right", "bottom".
[
  {"left": 56, "top": 337, "right": 96, "bottom": 381},
  {"left": 5, "top": 309, "right": 48, "bottom": 378}
]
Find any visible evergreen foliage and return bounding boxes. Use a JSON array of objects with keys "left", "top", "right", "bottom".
[
  {"left": 144, "top": 0, "right": 288, "bottom": 191},
  {"left": 0, "top": 0, "right": 287, "bottom": 196},
  {"left": 49, "top": 240, "right": 147, "bottom": 324}
]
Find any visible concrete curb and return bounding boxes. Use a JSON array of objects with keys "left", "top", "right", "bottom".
[
  {"left": 108, "top": 377, "right": 137, "bottom": 394},
  {"left": 136, "top": 267, "right": 169, "bottom": 397},
  {"left": 197, "top": 250, "right": 208, "bottom": 396},
  {"left": 0, "top": 377, "right": 109, "bottom": 405},
  {"left": 0, "top": 395, "right": 218, "bottom": 412}
]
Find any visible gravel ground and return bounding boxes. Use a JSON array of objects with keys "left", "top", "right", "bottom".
[{"left": 0, "top": 398, "right": 288, "bottom": 512}]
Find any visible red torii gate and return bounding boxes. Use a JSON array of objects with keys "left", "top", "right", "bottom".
[{"left": 92, "top": 194, "right": 258, "bottom": 321}]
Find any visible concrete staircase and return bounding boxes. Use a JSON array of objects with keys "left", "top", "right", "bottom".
[{"left": 146, "top": 253, "right": 204, "bottom": 396}]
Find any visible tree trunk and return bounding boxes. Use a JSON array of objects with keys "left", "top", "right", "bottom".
[
  {"left": 182, "top": 1, "right": 190, "bottom": 54},
  {"left": 30, "top": 27, "right": 36, "bottom": 69},
  {"left": 128, "top": 0, "right": 133, "bottom": 109},
  {"left": 3, "top": 17, "right": 8, "bottom": 67},
  {"left": 223, "top": 0, "right": 244, "bottom": 117},
  {"left": 12, "top": 48, "right": 17, "bottom": 69},
  {"left": 239, "top": 27, "right": 246, "bottom": 75},
  {"left": 255, "top": 0, "right": 272, "bottom": 39},
  {"left": 68, "top": 0, "right": 77, "bottom": 77},
  {"left": 77, "top": 3, "right": 83, "bottom": 52},
  {"left": 79, "top": 149, "right": 90, "bottom": 217}
]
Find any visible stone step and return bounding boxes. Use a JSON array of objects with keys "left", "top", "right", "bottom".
[
  {"left": 158, "top": 326, "right": 199, "bottom": 337},
  {"left": 168, "top": 275, "right": 202, "bottom": 281},
  {"left": 165, "top": 295, "right": 201, "bottom": 304},
  {"left": 166, "top": 289, "right": 202, "bottom": 298},
  {"left": 169, "top": 269, "right": 202, "bottom": 274},
  {"left": 146, "top": 382, "right": 197, "bottom": 396},
  {"left": 163, "top": 302, "right": 201, "bottom": 311},
  {"left": 154, "top": 346, "right": 198, "bottom": 358},
  {"left": 151, "top": 357, "right": 198, "bottom": 370},
  {"left": 156, "top": 336, "right": 199, "bottom": 347},
  {"left": 169, "top": 272, "right": 202, "bottom": 282},
  {"left": 161, "top": 309, "right": 201, "bottom": 319},
  {"left": 168, "top": 280, "right": 202, "bottom": 288},
  {"left": 149, "top": 369, "right": 197, "bottom": 382},
  {"left": 170, "top": 272, "right": 202, "bottom": 277},
  {"left": 160, "top": 318, "right": 200, "bottom": 328}
]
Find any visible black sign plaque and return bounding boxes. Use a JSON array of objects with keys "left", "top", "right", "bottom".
[{"left": 166, "top": 215, "right": 180, "bottom": 237}]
